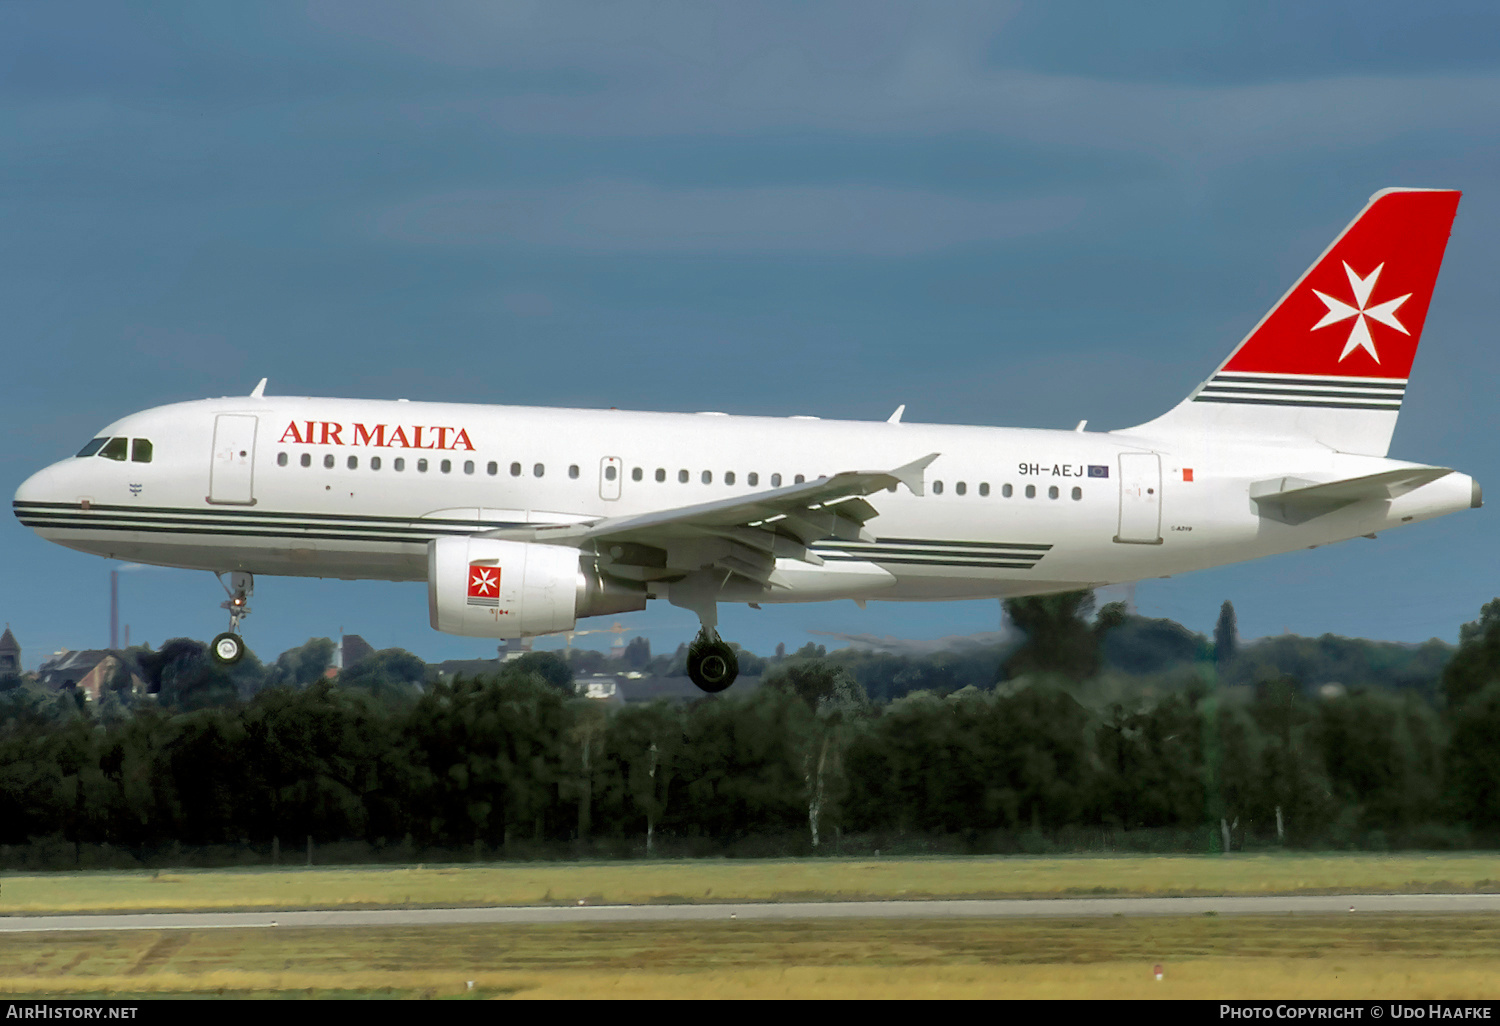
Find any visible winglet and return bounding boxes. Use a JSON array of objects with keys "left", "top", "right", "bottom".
[
  {"left": 249, "top": 378, "right": 268, "bottom": 399},
  {"left": 887, "top": 404, "right": 905, "bottom": 424},
  {"left": 890, "top": 452, "right": 939, "bottom": 496}
]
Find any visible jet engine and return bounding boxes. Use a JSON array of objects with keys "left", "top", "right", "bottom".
[{"left": 427, "top": 536, "right": 646, "bottom": 639}]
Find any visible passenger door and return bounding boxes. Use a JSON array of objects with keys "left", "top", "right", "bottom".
[
  {"left": 1115, "top": 452, "right": 1162, "bottom": 544},
  {"left": 209, "top": 415, "right": 258, "bottom": 505}
]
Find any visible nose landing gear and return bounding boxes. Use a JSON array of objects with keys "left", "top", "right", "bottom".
[{"left": 210, "top": 571, "right": 253, "bottom": 665}]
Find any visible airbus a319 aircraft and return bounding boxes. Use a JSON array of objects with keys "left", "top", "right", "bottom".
[{"left": 13, "top": 189, "right": 1479, "bottom": 692}]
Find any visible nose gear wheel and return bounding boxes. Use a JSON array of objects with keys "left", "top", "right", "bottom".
[{"left": 211, "top": 571, "right": 254, "bottom": 665}]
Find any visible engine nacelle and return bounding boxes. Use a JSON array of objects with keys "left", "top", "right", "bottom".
[{"left": 427, "top": 537, "right": 645, "bottom": 639}]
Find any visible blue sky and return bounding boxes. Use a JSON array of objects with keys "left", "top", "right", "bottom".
[{"left": 4, "top": 2, "right": 1499, "bottom": 670}]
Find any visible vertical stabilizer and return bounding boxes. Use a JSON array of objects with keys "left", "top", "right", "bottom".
[{"left": 1123, "top": 189, "right": 1460, "bottom": 456}]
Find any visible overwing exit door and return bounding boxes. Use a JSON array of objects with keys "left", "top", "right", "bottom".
[
  {"left": 209, "top": 415, "right": 258, "bottom": 505},
  {"left": 1115, "top": 452, "right": 1162, "bottom": 544},
  {"left": 599, "top": 456, "right": 622, "bottom": 500}
]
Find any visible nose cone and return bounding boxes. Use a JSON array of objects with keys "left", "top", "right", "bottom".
[
  {"left": 13, "top": 461, "right": 71, "bottom": 523},
  {"left": 1473, "top": 478, "right": 1483, "bottom": 509}
]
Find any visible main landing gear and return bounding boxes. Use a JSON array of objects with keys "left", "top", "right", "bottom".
[
  {"left": 210, "top": 571, "right": 253, "bottom": 665},
  {"left": 666, "top": 572, "right": 742, "bottom": 693},
  {"left": 687, "top": 628, "right": 738, "bottom": 693}
]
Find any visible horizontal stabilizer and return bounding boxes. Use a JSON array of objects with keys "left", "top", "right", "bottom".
[{"left": 1250, "top": 466, "right": 1452, "bottom": 525}]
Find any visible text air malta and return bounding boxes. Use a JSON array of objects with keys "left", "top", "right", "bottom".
[{"left": 14, "top": 189, "right": 1479, "bottom": 692}]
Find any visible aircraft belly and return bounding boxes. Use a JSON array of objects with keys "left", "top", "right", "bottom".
[{"left": 32, "top": 527, "right": 428, "bottom": 581}]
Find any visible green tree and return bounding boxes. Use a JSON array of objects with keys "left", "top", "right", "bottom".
[
  {"left": 1442, "top": 599, "right": 1500, "bottom": 709},
  {"left": 1446, "top": 683, "right": 1500, "bottom": 831},
  {"left": 764, "top": 659, "right": 867, "bottom": 710},
  {"left": 1001, "top": 590, "right": 1101, "bottom": 680},
  {"left": 622, "top": 636, "right": 651, "bottom": 670},
  {"left": 339, "top": 648, "right": 427, "bottom": 705},
  {"left": 1214, "top": 601, "right": 1239, "bottom": 668},
  {"left": 268, "top": 638, "right": 336, "bottom": 688}
]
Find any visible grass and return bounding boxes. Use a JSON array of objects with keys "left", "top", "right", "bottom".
[
  {"left": 2, "top": 916, "right": 1499, "bottom": 999},
  {"left": 3, "top": 853, "right": 1500, "bottom": 915}
]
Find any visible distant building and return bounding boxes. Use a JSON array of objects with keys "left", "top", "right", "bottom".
[
  {"left": 341, "top": 634, "right": 375, "bottom": 670},
  {"left": 75, "top": 655, "right": 146, "bottom": 702},
  {"left": 581, "top": 671, "right": 762, "bottom": 704},
  {"left": 36, "top": 648, "right": 147, "bottom": 700},
  {"left": 38, "top": 649, "right": 111, "bottom": 691},
  {"left": 0, "top": 627, "right": 19, "bottom": 675}
]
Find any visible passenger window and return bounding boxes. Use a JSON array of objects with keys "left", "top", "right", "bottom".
[
  {"left": 417, "top": 459, "right": 428, "bottom": 473},
  {"left": 76, "top": 438, "right": 108, "bottom": 458},
  {"left": 277, "top": 452, "right": 288, "bottom": 467},
  {"left": 605, "top": 465, "right": 617, "bottom": 481},
  {"left": 701, "top": 470, "right": 712, "bottom": 484},
  {"left": 440, "top": 459, "right": 451, "bottom": 474},
  {"left": 131, "top": 439, "right": 153, "bottom": 463},
  {"left": 348, "top": 456, "right": 358, "bottom": 470},
  {"left": 1072, "top": 486, "right": 1082, "bottom": 500},
  {"left": 324, "top": 454, "right": 335, "bottom": 469},
  {"left": 678, "top": 470, "right": 689, "bottom": 483},
  {"left": 748, "top": 472, "right": 758, "bottom": 487},
  {"left": 979, "top": 483, "right": 990, "bottom": 497},
  {"left": 464, "top": 461, "right": 474, "bottom": 475},
  {"left": 725, "top": 471, "right": 735, "bottom": 485},
  {"left": 1049, "top": 485, "right": 1059, "bottom": 499},
  {"left": 510, "top": 462, "right": 522, "bottom": 477},
  {"left": 794, "top": 474, "right": 805, "bottom": 484},
  {"left": 99, "top": 437, "right": 128, "bottom": 461},
  {"left": 533, "top": 463, "right": 544, "bottom": 477},
  {"left": 301, "top": 454, "right": 312, "bottom": 468},
  {"left": 1002, "top": 484, "right": 1013, "bottom": 498},
  {"left": 956, "top": 481, "right": 966, "bottom": 496},
  {"left": 1025, "top": 484, "right": 1036, "bottom": 499},
  {"left": 487, "top": 462, "right": 498, "bottom": 475},
  {"left": 632, "top": 467, "right": 643, "bottom": 482},
  {"left": 933, "top": 481, "right": 944, "bottom": 495},
  {"left": 372, "top": 457, "right": 382, "bottom": 471},
  {"left": 569, "top": 465, "right": 580, "bottom": 479},
  {"left": 394, "top": 458, "right": 405, "bottom": 471},
  {"left": 656, "top": 468, "right": 666, "bottom": 483},
  {"left": 771, "top": 474, "right": 782, "bottom": 487}
]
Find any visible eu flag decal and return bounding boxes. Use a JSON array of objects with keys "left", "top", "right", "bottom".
[{"left": 1087, "top": 465, "right": 1110, "bottom": 478}]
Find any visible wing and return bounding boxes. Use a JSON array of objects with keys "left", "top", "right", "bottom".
[{"left": 479, "top": 453, "right": 938, "bottom": 588}]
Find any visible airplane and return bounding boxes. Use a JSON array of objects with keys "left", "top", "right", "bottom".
[{"left": 12, "top": 188, "right": 1479, "bottom": 693}]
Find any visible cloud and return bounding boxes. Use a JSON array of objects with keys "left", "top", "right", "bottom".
[
  {"left": 372, "top": 180, "right": 1085, "bottom": 256},
  {"left": 302, "top": 3, "right": 1500, "bottom": 168}
]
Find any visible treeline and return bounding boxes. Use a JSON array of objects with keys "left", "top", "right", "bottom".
[{"left": 3, "top": 596, "right": 1500, "bottom": 866}]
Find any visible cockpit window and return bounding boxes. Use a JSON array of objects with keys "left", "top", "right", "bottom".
[
  {"left": 98, "top": 437, "right": 129, "bottom": 461},
  {"left": 76, "top": 438, "right": 108, "bottom": 458},
  {"left": 131, "top": 439, "right": 153, "bottom": 463}
]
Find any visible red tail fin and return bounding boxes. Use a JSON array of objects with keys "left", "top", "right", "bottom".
[
  {"left": 1126, "top": 189, "right": 1461, "bottom": 457},
  {"left": 1221, "top": 188, "right": 1459, "bottom": 380}
]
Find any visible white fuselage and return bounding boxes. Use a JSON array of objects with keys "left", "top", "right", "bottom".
[
  {"left": 13, "top": 395, "right": 1478, "bottom": 614},
  {"left": 14, "top": 393, "right": 1476, "bottom": 618}
]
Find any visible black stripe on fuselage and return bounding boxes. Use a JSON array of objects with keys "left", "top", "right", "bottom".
[
  {"left": 818, "top": 554, "right": 1042, "bottom": 570},
  {"left": 15, "top": 504, "right": 1047, "bottom": 566},
  {"left": 13, "top": 500, "right": 494, "bottom": 529}
]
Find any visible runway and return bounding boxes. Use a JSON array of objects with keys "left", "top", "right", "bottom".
[{"left": 4, "top": 893, "right": 1500, "bottom": 933}]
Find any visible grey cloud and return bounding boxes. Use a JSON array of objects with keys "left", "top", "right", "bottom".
[
  {"left": 463, "top": 67, "right": 1500, "bottom": 167},
  {"left": 372, "top": 181, "right": 1085, "bottom": 256},
  {"left": 300, "top": 3, "right": 1500, "bottom": 168}
]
